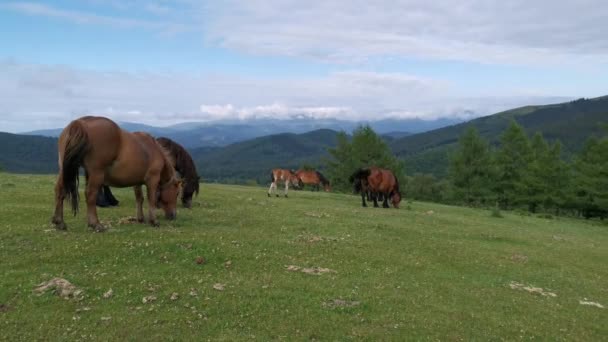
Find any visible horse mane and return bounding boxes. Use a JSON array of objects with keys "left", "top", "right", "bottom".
[
  {"left": 348, "top": 168, "right": 370, "bottom": 183},
  {"left": 315, "top": 170, "right": 330, "bottom": 186},
  {"left": 156, "top": 141, "right": 177, "bottom": 186},
  {"left": 157, "top": 137, "right": 200, "bottom": 196}
]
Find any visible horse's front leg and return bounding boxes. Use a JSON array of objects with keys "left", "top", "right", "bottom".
[
  {"left": 51, "top": 173, "right": 67, "bottom": 230},
  {"left": 284, "top": 181, "right": 289, "bottom": 198},
  {"left": 134, "top": 185, "right": 145, "bottom": 223},
  {"left": 145, "top": 179, "right": 160, "bottom": 227},
  {"left": 361, "top": 192, "right": 367, "bottom": 207},
  {"left": 382, "top": 192, "right": 390, "bottom": 208},
  {"left": 85, "top": 171, "right": 106, "bottom": 232}
]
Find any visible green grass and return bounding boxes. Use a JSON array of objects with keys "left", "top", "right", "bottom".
[{"left": 1, "top": 173, "right": 606, "bottom": 340}]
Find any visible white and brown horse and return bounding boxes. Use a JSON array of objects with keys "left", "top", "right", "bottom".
[{"left": 268, "top": 168, "right": 300, "bottom": 197}]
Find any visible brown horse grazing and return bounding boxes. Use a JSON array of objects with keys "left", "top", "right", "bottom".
[
  {"left": 51, "top": 116, "right": 182, "bottom": 232},
  {"left": 349, "top": 167, "right": 401, "bottom": 208},
  {"left": 295, "top": 169, "right": 331, "bottom": 192},
  {"left": 268, "top": 169, "right": 300, "bottom": 197},
  {"left": 156, "top": 137, "right": 200, "bottom": 208},
  {"left": 95, "top": 137, "right": 200, "bottom": 209}
]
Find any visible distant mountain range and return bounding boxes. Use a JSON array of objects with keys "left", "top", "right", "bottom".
[
  {"left": 3, "top": 96, "right": 607, "bottom": 182},
  {"left": 22, "top": 117, "right": 456, "bottom": 148}
]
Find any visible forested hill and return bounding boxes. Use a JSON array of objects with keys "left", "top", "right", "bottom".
[
  {"left": 193, "top": 129, "right": 341, "bottom": 184},
  {"left": 0, "top": 132, "right": 57, "bottom": 173},
  {"left": 391, "top": 96, "right": 608, "bottom": 176}
]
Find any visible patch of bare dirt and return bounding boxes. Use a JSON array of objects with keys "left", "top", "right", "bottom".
[
  {"left": 103, "top": 289, "right": 113, "bottom": 299},
  {"left": 510, "top": 254, "right": 528, "bottom": 263},
  {"left": 509, "top": 281, "right": 556, "bottom": 297},
  {"left": 117, "top": 217, "right": 139, "bottom": 225},
  {"left": 323, "top": 299, "right": 360, "bottom": 308},
  {"left": 0, "top": 304, "right": 10, "bottom": 313},
  {"left": 34, "top": 278, "right": 83, "bottom": 299},
  {"left": 285, "top": 265, "right": 336, "bottom": 275},
  {"left": 579, "top": 299, "right": 604, "bottom": 309},
  {"left": 305, "top": 212, "right": 330, "bottom": 218},
  {"left": 142, "top": 295, "right": 157, "bottom": 304}
]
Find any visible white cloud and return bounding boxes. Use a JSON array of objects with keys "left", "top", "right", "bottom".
[
  {"left": 0, "top": 60, "right": 571, "bottom": 132},
  {"left": 1, "top": 1, "right": 190, "bottom": 34},
  {"left": 202, "top": 0, "right": 608, "bottom": 65}
]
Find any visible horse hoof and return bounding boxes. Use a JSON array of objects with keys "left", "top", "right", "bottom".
[
  {"left": 285, "top": 195, "right": 288, "bottom": 198},
  {"left": 267, "top": 193, "right": 271, "bottom": 197},
  {"left": 137, "top": 217, "right": 145, "bottom": 223},
  {"left": 150, "top": 221, "right": 160, "bottom": 228},
  {"left": 90, "top": 223, "right": 107, "bottom": 232},
  {"left": 276, "top": 194, "right": 279, "bottom": 197},
  {"left": 53, "top": 221, "right": 67, "bottom": 230}
]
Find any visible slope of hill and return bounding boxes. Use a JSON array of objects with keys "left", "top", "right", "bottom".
[
  {"left": 194, "top": 129, "right": 340, "bottom": 183},
  {"left": 0, "top": 132, "right": 57, "bottom": 173},
  {"left": 391, "top": 96, "right": 608, "bottom": 176}
]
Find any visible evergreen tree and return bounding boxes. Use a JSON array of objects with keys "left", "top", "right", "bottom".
[
  {"left": 326, "top": 125, "right": 404, "bottom": 192},
  {"left": 525, "top": 132, "right": 550, "bottom": 212},
  {"left": 448, "top": 126, "right": 493, "bottom": 206},
  {"left": 570, "top": 137, "right": 608, "bottom": 218},
  {"left": 493, "top": 120, "right": 533, "bottom": 209}
]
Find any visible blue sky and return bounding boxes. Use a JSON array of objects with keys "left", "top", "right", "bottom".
[{"left": 1, "top": 0, "right": 607, "bottom": 132}]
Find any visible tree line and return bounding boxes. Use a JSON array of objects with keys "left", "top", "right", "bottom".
[{"left": 326, "top": 122, "right": 607, "bottom": 219}]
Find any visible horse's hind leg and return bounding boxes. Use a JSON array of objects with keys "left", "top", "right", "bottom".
[
  {"left": 85, "top": 171, "right": 106, "bottom": 232},
  {"left": 134, "top": 185, "right": 145, "bottom": 223},
  {"left": 284, "top": 181, "right": 289, "bottom": 198},
  {"left": 268, "top": 182, "right": 276, "bottom": 197},
  {"left": 52, "top": 173, "right": 67, "bottom": 230},
  {"left": 372, "top": 193, "right": 380, "bottom": 208}
]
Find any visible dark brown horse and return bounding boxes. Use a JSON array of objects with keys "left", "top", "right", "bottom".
[
  {"left": 156, "top": 137, "right": 200, "bottom": 208},
  {"left": 96, "top": 137, "right": 200, "bottom": 209},
  {"left": 349, "top": 167, "right": 401, "bottom": 208},
  {"left": 51, "top": 116, "right": 181, "bottom": 231},
  {"left": 268, "top": 169, "right": 300, "bottom": 197},
  {"left": 295, "top": 169, "right": 331, "bottom": 192}
]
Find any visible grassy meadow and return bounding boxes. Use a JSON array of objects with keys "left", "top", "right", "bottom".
[{"left": 0, "top": 173, "right": 606, "bottom": 340}]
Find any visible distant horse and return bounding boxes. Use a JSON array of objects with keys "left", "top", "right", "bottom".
[
  {"left": 156, "top": 137, "right": 200, "bottom": 208},
  {"left": 295, "top": 169, "right": 331, "bottom": 192},
  {"left": 349, "top": 167, "right": 401, "bottom": 208},
  {"left": 51, "top": 116, "right": 182, "bottom": 232},
  {"left": 96, "top": 137, "right": 200, "bottom": 209},
  {"left": 268, "top": 169, "right": 300, "bottom": 197}
]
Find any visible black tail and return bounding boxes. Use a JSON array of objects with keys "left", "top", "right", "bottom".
[
  {"left": 270, "top": 171, "right": 275, "bottom": 183},
  {"left": 316, "top": 171, "right": 330, "bottom": 186},
  {"left": 61, "top": 120, "right": 90, "bottom": 216}
]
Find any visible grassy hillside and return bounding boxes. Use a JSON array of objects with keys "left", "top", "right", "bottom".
[
  {"left": 1, "top": 173, "right": 606, "bottom": 340},
  {"left": 391, "top": 96, "right": 608, "bottom": 176}
]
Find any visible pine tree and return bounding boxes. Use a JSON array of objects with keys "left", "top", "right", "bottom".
[
  {"left": 571, "top": 137, "right": 608, "bottom": 218},
  {"left": 326, "top": 125, "right": 404, "bottom": 192},
  {"left": 448, "top": 126, "right": 493, "bottom": 206},
  {"left": 493, "top": 120, "right": 533, "bottom": 209}
]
